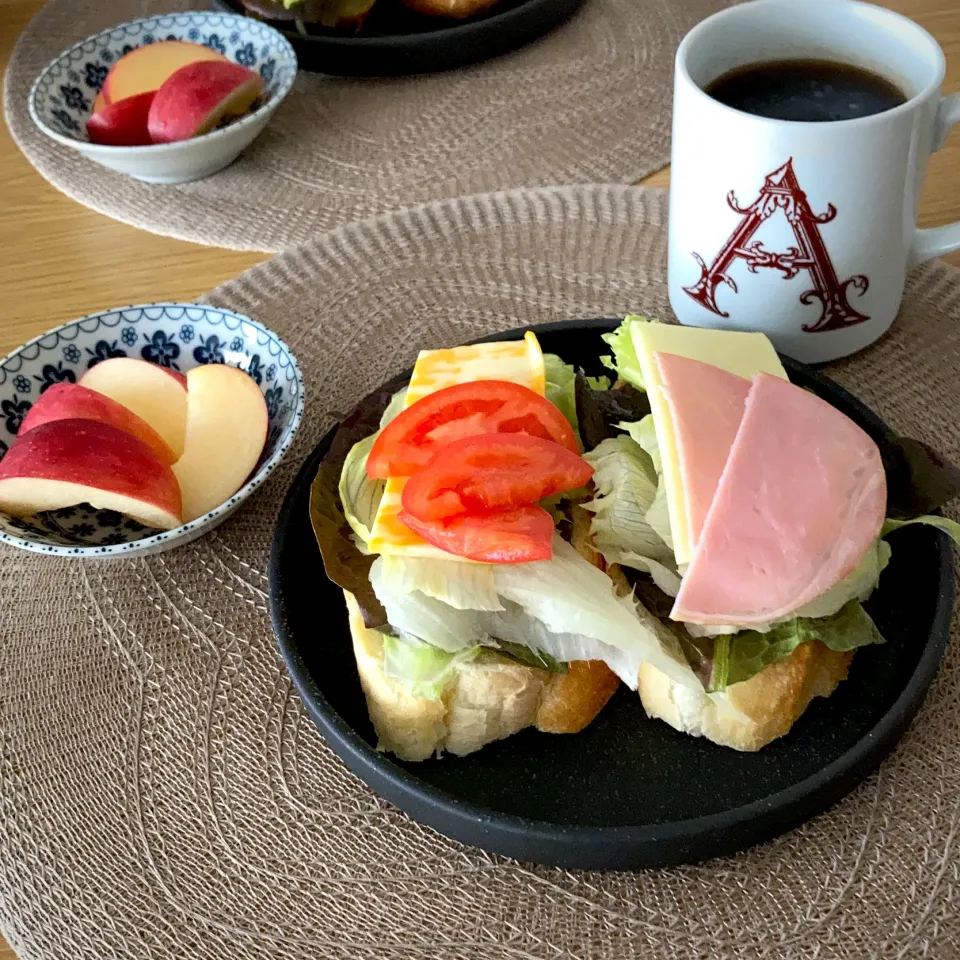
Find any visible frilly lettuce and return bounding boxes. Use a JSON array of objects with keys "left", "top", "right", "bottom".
[
  {"left": 618, "top": 416, "right": 674, "bottom": 550},
  {"left": 543, "top": 355, "right": 614, "bottom": 448},
  {"left": 379, "top": 387, "right": 407, "bottom": 428},
  {"left": 544, "top": 354, "right": 580, "bottom": 444},
  {"left": 794, "top": 538, "right": 891, "bottom": 618},
  {"left": 339, "top": 434, "right": 383, "bottom": 546},
  {"left": 600, "top": 315, "right": 648, "bottom": 389},
  {"left": 582, "top": 435, "right": 673, "bottom": 564},
  {"left": 337, "top": 387, "right": 406, "bottom": 548}
]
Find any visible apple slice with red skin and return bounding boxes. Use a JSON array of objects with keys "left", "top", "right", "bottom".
[
  {"left": 92, "top": 91, "right": 108, "bottom": 113},
  {"left": 81, "top": 358, "right": 188, "bottom": 459},
  {"left": 148, "top": 60, "right": 264, "bottom": 145},
  {"left": 101, "top": 40, "right": 226, "bottom": 105},
  {"left": 86, "top": 91, "right": 156, "bottom": 147},
  {"left": 18, "top": 382, "right": 177, "bottom": 465},
  {"left": 0, "top": 419, "right": 182, "bottom": 530},
  {"left": 172, "top": 364, "right": 268, "bottom": 522}
]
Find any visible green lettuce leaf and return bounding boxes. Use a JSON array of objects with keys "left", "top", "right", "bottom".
[
  {"left": 600, "top": 315, "right": 648, "bottom": 389},
  {"left": 582, "top": 435, "right": 673, "bottom": 563},
  {"left": 338, "top": 434, "right": 383, "bottom": 547},
  {"left": 794, "top": 538, "right": 891, "bottom": 618},
  {"left": 619, "top": 416, "right": 674, "bottom": 550},
  {"left": 382, "top": 633, "right": 479, "bottom": 700},
  {"left": 585, "top": 374, "right": 612, "bottom": 391},
  {"left": 336, "top": 386, "right": 407, "bottom": 549},
  {"left": 709, "top": 601, "right": 884, "bottom": 692},
  {"left": 882, "top": 515, "right": 960, "bottom": 545},
  {"left": 379, "top": 387, "right": 407, "bottom": 428},
  {"left": 543, "top": 354, "right": 580, "bottom": 444}
]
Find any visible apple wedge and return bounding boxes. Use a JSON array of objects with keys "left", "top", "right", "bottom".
[
  {"left": 86, "top": 91, "right": 156, "bottom": 147},
  {"left": 0, "top": 419, "right": 182, "bottom": 530},
  {"left": 101, "top": 40, "right": 226, "bottom": 105},
  {"left": 173, "top": 364, "right": 268, "bottom": 522},
  {"left": 92, "top": 91, "right": 108, "bottom": 113},
  {"left": 81, "top": 358, "right": 188, "bottom": 459},
  {"left": 19, "top": 382, "right": 177, "bottom": 465},
  {"left": 148, "top": 61, "right": 264, "bottom": 145}
]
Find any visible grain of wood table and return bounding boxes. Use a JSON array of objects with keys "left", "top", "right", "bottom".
[{"left": 1, "top": 0, "right": 958, "bottom": 957}]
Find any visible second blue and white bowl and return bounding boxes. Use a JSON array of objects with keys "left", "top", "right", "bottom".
[{"left": 28, "top": 11, "right": 297, "bottom": 183}]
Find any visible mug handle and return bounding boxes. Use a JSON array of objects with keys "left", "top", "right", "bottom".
[{"left": 909, "top": 92, "right": 960, "bottom": 267}]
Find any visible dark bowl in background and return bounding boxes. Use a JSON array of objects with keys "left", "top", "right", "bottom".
[{"left": 211, "top": 0, "right": 587, "bottom": 75}]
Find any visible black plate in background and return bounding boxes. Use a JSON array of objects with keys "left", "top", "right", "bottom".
[
  {"left": 268, "top": 319, "right": 955, "bottom": 870},
  {"left": 212, "top": 0, "right": 586, "bottom": 75}
]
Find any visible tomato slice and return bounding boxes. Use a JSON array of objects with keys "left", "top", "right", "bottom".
[
  {"left": 401, "top": 434, "right": 594, "bottom": 522},
  {"left": 398, "top": 505, "right": 555, "bottom": 563},
  {"left": 366, "top": 380, "right": 578, "bottom": 479}
]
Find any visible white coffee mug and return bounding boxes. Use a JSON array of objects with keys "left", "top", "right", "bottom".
[{"left": 667, "top": 0, "right": 960, "bottom": 363}]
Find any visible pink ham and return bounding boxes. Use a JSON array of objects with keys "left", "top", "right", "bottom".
[
  {"left": 672, "top": 373, "right": 886, "bottom": 626},
  {"left": 655, "top": 352, "right": 751, "bottom": 553}
]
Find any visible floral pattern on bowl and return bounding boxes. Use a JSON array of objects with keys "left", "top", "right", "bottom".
[
  {"left": 28, "top": 12, "right": 297, "bottom": 183},
  {"left": 0, "top": 303, "right": 305, "bottom": 558}
]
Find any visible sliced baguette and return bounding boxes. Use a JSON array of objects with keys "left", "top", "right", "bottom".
[
  {"left": 637, "top": 641, "right": 853, "bottom": 751},
  {"left": 347, "top": 592, "right": 620, "bottom": 760},
  {"left": 347, "top": 505, "right": 619, "bottom": 761}
]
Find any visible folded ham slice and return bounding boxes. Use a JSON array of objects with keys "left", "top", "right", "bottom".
[
  {"left": 655, "top": 352, "right": 751, "bottom": 557},
  {"left": 671, "top": 373, "right": 886, "bottom": 626}
]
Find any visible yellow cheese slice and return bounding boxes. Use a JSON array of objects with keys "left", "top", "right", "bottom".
[
  {"left": 368, "top": 332, "right": 546, "bottom": 559},
  {"left": 630, "top": 321, "right": 787, "bottom": 566}
]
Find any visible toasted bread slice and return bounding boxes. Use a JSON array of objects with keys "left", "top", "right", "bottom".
[
  {"left": 347, "top": 593, "right": 621, "bottom": 760},
  {"left": 637, "top": 641, "right": 852, "bottom": 751},
  {"left": 598, "top": 561, "right": 852, "bottom": 752},
  {"left": 347, "top": 505, "right": 619, "bottom": 761}
]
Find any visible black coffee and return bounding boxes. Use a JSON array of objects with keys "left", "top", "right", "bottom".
[{"left": 704, "top": 58, "right": 907, "bottom": 122}]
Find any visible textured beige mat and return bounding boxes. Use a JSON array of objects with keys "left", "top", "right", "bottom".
[
  {"left": 1, "top": 186, "right": 958, "bottom": 960},
  {"left": 3, "top": 0, "right": 730, "bottom": 251}
]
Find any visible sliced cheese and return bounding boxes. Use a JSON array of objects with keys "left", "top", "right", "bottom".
[
  {"left": 368, "top": 332, "right": 546, "bottom": 559},
  {"left": 629, "top": 321, "right": 787, "bottom": 565}
]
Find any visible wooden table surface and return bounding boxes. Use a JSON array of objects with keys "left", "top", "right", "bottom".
[{"left": 1, "top": 0, "right": 958, "bottom": 956}]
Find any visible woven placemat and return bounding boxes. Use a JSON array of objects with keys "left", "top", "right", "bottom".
[
  {"left": 3, "top": 0, "right": 730, "bottom": 252},
  {"left": 1, "top": 185, "right": 958, "bottom": 960}
]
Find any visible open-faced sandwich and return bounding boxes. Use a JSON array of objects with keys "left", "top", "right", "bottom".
[{"left": 311, "top": 317, "right": 960, "bottom": 760}]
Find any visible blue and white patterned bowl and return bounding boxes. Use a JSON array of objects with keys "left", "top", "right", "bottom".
[
  {"left": 0, "top": 303, "right": 305, "bottom": 558},
  {"left": 28, "top": 12, "right": 297, "bottom": 183}
]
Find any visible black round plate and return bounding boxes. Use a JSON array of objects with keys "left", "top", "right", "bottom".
[
  {"left": 268, "top": 319, "right": 955, "bottom": 870},
  {"left": 211, "top": 0, "right": 586, "bottom": 75}
]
